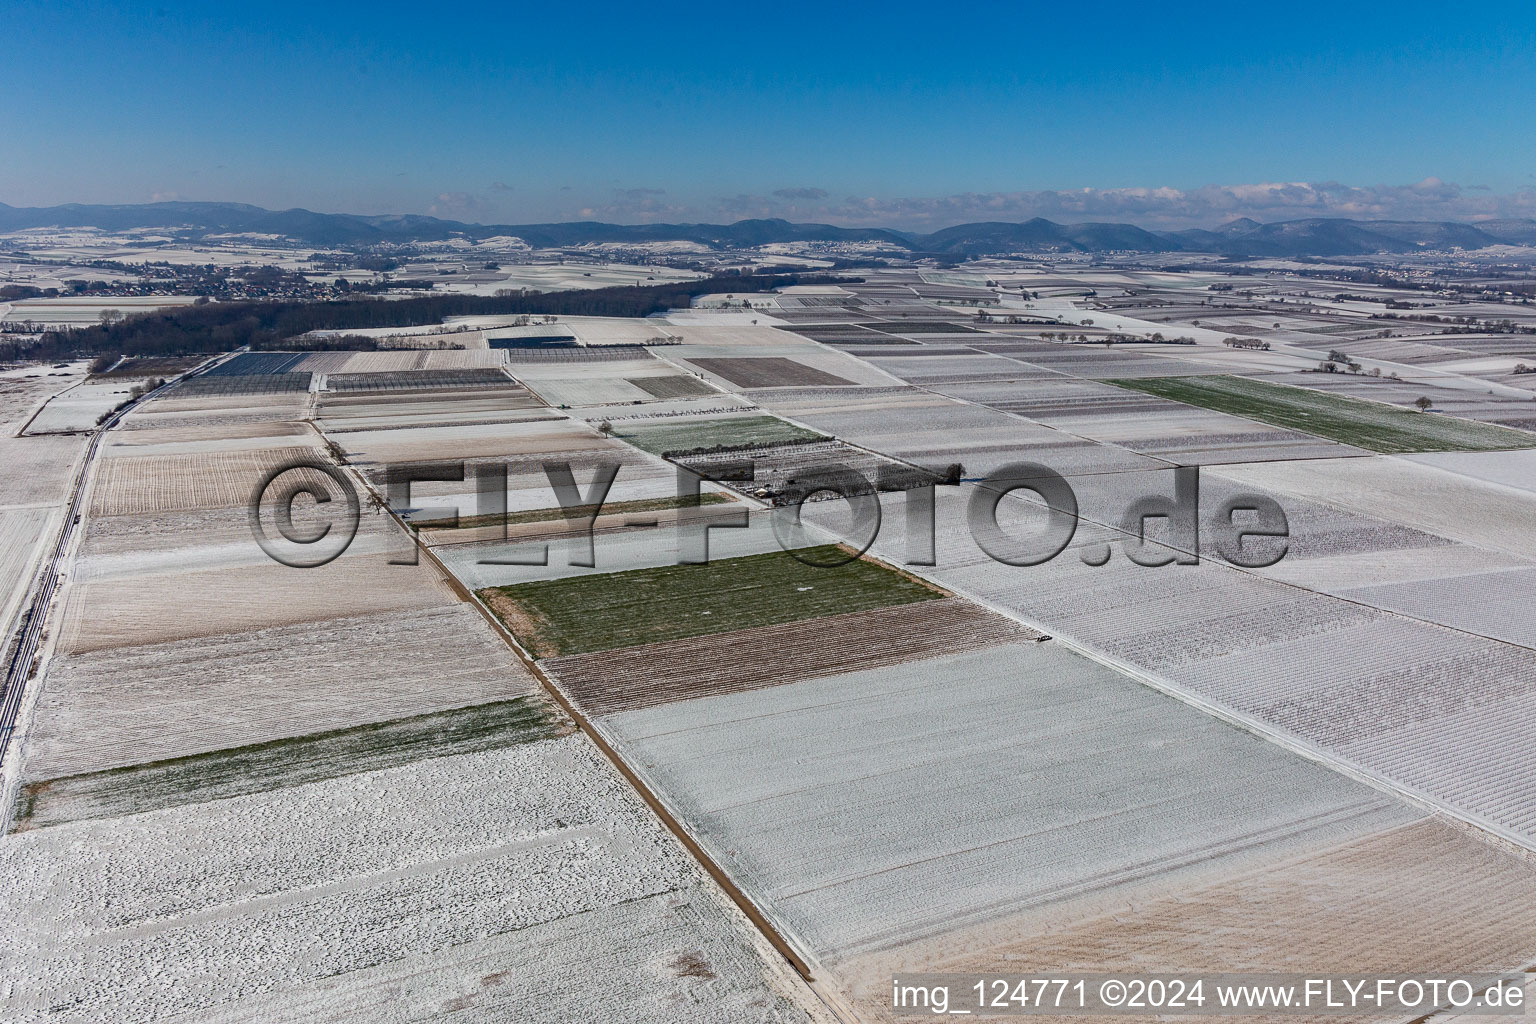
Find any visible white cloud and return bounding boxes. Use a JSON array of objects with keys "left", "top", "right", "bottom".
[
  {"left": 772, "top": 187, "right": 828, "bottom": 200},
  {"left": 427, "top": 191, "right": 493, "bottom": 219},
  {"left": 678, "top": 179, "right": 1536, "bottom": 230}
]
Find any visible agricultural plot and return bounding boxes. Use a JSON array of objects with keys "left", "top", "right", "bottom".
[
  {"left": 1274, "top": 372, "right": 1536, "bottom": 433},
  {"left": 317, "top": 387, "right": 548, "bottom": 431},
  {"left": 503, "top": 353, "right": 717, "bottom": 407},
  {"left": 384, "top": 445, "right": 692, "bottom": 541},
  {"left": 754, "top": 386, "right": 1156, "bottom": 477},
  {"left": 670, "top": 341, "right": 901, "bottom": 388},
  {"left": 0, "top": 434, "right": 87, "bottom": 507},
  {"left": 78, "top": 509, "right": 409, "bottom": 588},
  {"left": 312, "top": 350, "right": 436, "bottom": 372},
  {"left": 628, "top": 374, "right": 717, "bottom": 399},
  {"left": 289, "top": 349, "right": 509, "bottom": 373},
  {"left": 615, "top": 414, "right": 826, "bottom": 456},
  {"left": 169, "top": 372, "right": 313, "bottom": 397},
  {"left": 479, "top": 545, "right": 943, "bottom": 657},
  {"left": 686, "top": 357, "right": 856, "bottom": 388},
  {"left": 486, "top": 333, "right": 578, "bottom": 352},
  {"left": 1338, "top": 566, "right": 1536, "bottom": 649},
  {"left": 326, "top": 367, "right": 515, "bottom": 392},
  {"left": 101, "top": 420, "right": 312, "bottom": 458},
  {"left": 56, "top": 548, "right": 458, "bottom": 653},
  {"left": 846, "top": 818, "right": 1536, "bottom": 1020},
  {"left": 0, "top": 738, "right": 824, "bottom": 1023},
  {"left": 1010, "top": 346, "right": 1218, "bottom": 379},
  {"left": 827, "top": 339, "right": 925, "bottom": 352},
  {"left": 861, "top": 350, "right": 1059, "bottom": 385},
  {"left": 126, "top": 390, "right": 307, "bottom": 419},
  {"left": 1212, "top": 456, "right": 1536, "bottom": 561},
  {"left": 1404, "top": 448, "right": 1536, "bottom": 495},
  {"left": 1258, "top": 543, "right": 1520, "bottom": 595},
  {"left": 545, "top": 598, "right": 1037, "bottom": 716},
  {"left": 0, "top": 365, "right": 88, "bottom": 432},
  {"left": 934, "top": 378, "right": 1365, "bottom": 464},
  {"left": 764, "top": 306, "right": 869, "bottom": 323},
  {"left": 17, "top": 696, "right": 568, "bottom": 828},
  {"left": 282, "top": 350, "right": 355, "bottom": 373},
  {"left": 337, "top": 419, "right": 610, "bottom": 470},
  {"left": 437, "top": 506, "right": 801, "bottom": 591},
  {"left": 516, "top": 375, "right": 655, "bottom": 406},
  {"left": 562, "top": 315, "right": 681, "bottom": 345},
  {"left": 23, "top": 604, "right": 538, "bottom": 777},
  {"left": 0, "top": 507, "right": 52, "bottom": 636},
  {"left": 418, "top": 492, "right": 733, "bottom": 531},
  {"left": 203, "top": 352, "right": 308, "bottom": 376},
  {"left": 73, "top": 499, "right": 364, "bottom": 567},
  {"left": 575, "top": 398, "right": 756, "bottom": 426},
  {"left": 1108, "top": 375, "right": 1536, "bottom": 453},
  {"left": 18, "top": 254, "right": 1536, "bottom": 1019},
  {"left": 857, "top": 320, "right": 981, "bottom": 335},
  {"left": 87, "top": 445, "right": 328, "bottom": 516},
  {"left": 673, "top": 439, "right": 939, "bottom": 501},
  {"left": 2, "top": 294, "right": 199, "bottom": 325},
  {"left": 23, "top": 380, "right": 149, "bottom": 434},
  {"left": 498, "top": 345, "right": 655, "bottom": 363},
  {"left": 604, "top": 640, "right": 1416, "bottom": 964},
  {"left": 662, "top": 324, "right": 822, "bottom": 349},
  {"left": 1343, "top": 337, "right": 1484, "bottom": 365},
  {"left": 780, "top": 325, "right": 907, "bottom": 345},
  {"left": 87, "top": 356, "right": 204, "bottom": 380},
  {"left": 889, "top": 482, "right": 1536, "bottom": 842}
]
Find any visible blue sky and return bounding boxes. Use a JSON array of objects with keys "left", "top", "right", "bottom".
[{"left": 3, "top": 0, "right": 1534, "bottom": 227}]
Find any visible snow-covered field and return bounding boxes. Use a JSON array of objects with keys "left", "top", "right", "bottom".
[
  {"left": 836, "top": 817, "right": 1536, "bottom": 1020},
  {"left": 25, "top": 605, "right": 538, "bottom": 776},
  {"left": 7, "top": 255, "right": 1536, "bottom": 1020},
  {"left": 2, "top": 294, "right": 198, "bottom": 325},
  {"left": 604, "top": 641, "right": 1416, "bottom": 960},
  {"left": 1, "top": 737, "right": 826, "bottom": 1023},
  {"left": 24, "top": 378, "right": 158, "bottom": 434}
]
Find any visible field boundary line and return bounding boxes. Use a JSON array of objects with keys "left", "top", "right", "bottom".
[
  {"left": 854, "top": 539, "right": 1536, "bottom": 858},
  {"left": 303, "top": 420, "right": 848, "bottom": 1016},
  {"left": 0, "top": 357, "right": 216, "bottom": 825},
  {"left": 704, "top": 323, "right": 1536, "bottom": 855}
]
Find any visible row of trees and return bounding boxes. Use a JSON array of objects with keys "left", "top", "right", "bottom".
[{"left": 18, "top": 272, "right": 855, "bottom": 361}]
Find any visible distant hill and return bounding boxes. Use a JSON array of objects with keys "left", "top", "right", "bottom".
[
  {"left": 1167, "top": 218, "right": 1508, "bottom": 256},
  {"left": 2, "top": 200, "right": 1534, "bottom": 257},
  {"left": 0, "top": 201, "right": 471, "bottom": 245},
  {"left": 912, "top": 218, "right": 1176, "bottom": 253},
  {"left": 1468, "top": 219, "right": 1536, "bottom": 246},
  {"left": 496, "top": 218, "right": 908, "bottom": 249}
]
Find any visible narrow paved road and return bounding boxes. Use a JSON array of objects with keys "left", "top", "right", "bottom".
[{"left": 0, "top": 372, "right": 188, "bottom": 768}]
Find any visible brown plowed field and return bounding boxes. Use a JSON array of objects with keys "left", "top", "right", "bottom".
[
  {"left": 543, "top": 598, "right": 1039, "bottom": 716},
  {"left": 688, "top": 357, "right": 855, "bottom": 388},
  {"left": 839, "top": 818, "right": 1536, "bottom": 1023}
]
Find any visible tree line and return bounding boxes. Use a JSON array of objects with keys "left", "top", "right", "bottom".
[{"left": 19, "top": 272, "right": 856, "bottom": 361}]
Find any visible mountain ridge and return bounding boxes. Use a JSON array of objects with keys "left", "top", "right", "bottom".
[{"left": 2, "top": 200, "right": 1532, "bottom": 257}]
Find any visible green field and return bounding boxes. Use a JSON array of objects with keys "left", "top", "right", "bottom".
[
  {"left": 12, "top": 697, "right": 568, "bottom": 830},
  {"left": 615, "top": 414, "right": 825, "bottom": 456},
  {"left": 479, "top": 545, "right": 943, "bottom": 657},
  {"left": 1107, "top": 374, "right": 1536, "bottom": 454},
  {"left": 418, "top": 492, "right": 733, "bottom": 530}
]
